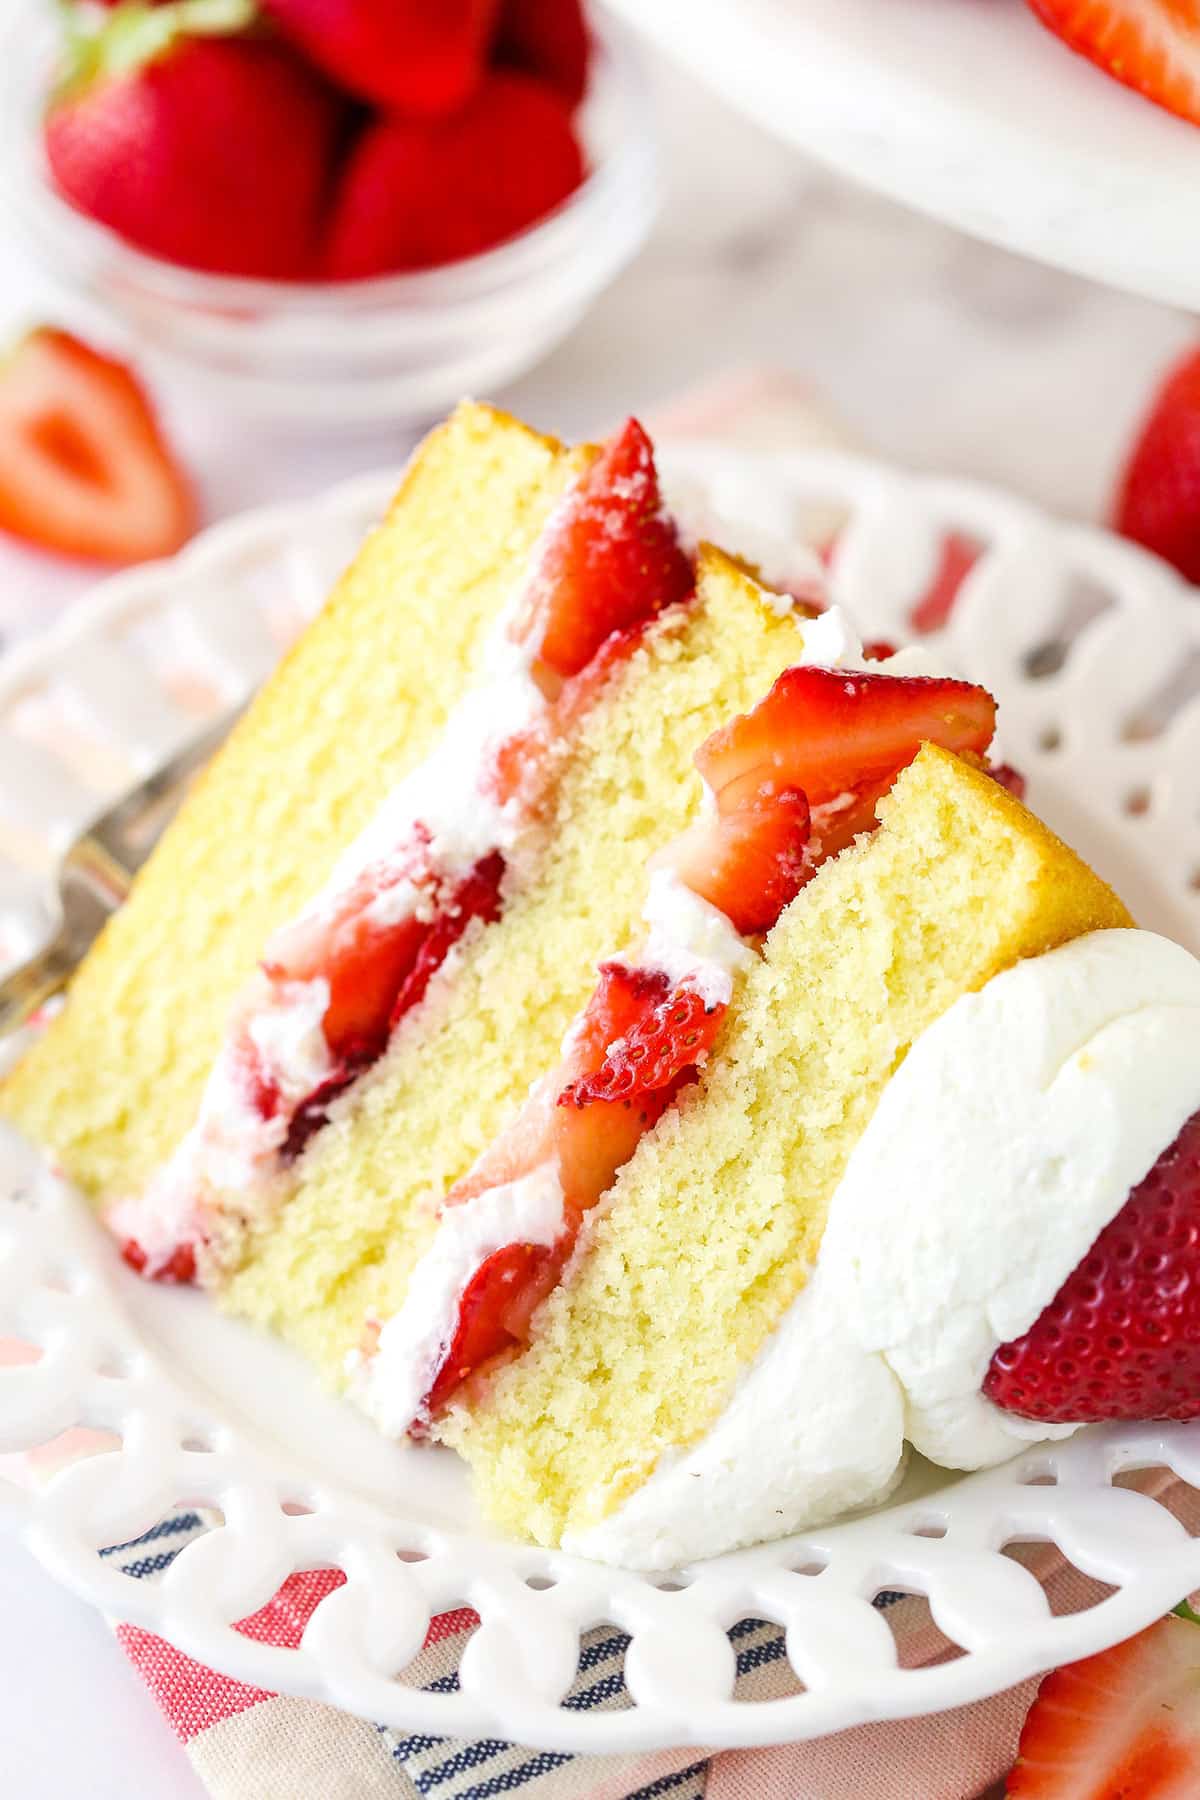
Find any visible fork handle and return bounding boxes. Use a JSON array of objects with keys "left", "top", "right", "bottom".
[{"left": 0, "top": 934, "right": 76, "bottom": 1039}]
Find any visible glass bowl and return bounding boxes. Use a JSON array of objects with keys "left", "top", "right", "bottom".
[{"left": 0, "top": 9, "right": 657, "bottom": 432}]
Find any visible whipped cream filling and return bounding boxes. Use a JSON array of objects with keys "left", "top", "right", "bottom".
[
  {"left": 360, "top": 1162, "right": 567, "bottom": 1440},
  {"left": 568, "top": 928, "right": 1200, "bottom": 1568}
]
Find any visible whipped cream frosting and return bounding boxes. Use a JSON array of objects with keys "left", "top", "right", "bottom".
[{"left": 568, "top": 928, "right": 1200, "bottom": 1568}]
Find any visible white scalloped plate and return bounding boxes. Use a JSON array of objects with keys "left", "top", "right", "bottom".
[{"left": 2, "top": 447, "right": 1200, "bottom": 1753}]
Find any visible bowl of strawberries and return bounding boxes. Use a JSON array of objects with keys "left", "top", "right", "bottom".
[{"left": 3, "top": 0, "right": 656, "bottom": 429}]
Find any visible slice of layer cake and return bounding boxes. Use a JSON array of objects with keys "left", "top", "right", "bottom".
[{"left": 343, "top": 552, "right": 1200, "bottom": 1567}]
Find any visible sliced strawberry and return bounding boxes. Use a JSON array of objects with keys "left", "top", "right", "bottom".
[
  {"left": 513, "top": 418, "right": 694, "bottom": 679},
  {"left": 985, "top": 1109, "right": 1200, "bottom": 1423},
  {"left": 424, "top": 1240, "right": 564, "bottom": 1415},
  {"left": 121, "top": 1238, "right": 196, "bottom": 1284},
  {"left": 0, "top": 327, "right": 195, "bottom": 563},
  {"left": 667, "top": 786, "right": 812, "bottom": 936},
  {"left": 695, "top": 667, "right": 997, "bottom": 817},
  {"left": 562, "top": 983, "right": 724, "bottom": 1106},
  {"left": 1027, "top": 0, "right": 1200, "bottom": 127},
  {"left": 265, "top": 849, "right": 506, "bottom": 1068},
  {"left": 1114, "top": 345, "right": 1200, "bottom": 584},
  {"left": 418, "top": 964, "right": 717, "bottom": 1417},
  {"left": 1008, "top": 1610, "right": 1200, "bottom": 1798},
  {"left": 389, "top": 851, "right": 505, "bottom": 1027}
]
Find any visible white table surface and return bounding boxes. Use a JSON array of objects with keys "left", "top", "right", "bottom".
[{"left": 0, "top": 38, "right": 1193, "bottom": 1799}]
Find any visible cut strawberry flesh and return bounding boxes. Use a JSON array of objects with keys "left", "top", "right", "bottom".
[
  {"left": 985, "top": 1108, "right": 1200, "bottom": 1423},
  {"left": 514, "top": 417, "right": 693, "bottom": 679},
  {"left": 696, "top": 666, "right": 997, "bottom": 816},
  {"left": 1007, "top": 1612, "right": 1200, "bottom": 1800},
  {"left": 668, "top": 785, "right": 811, "bottom": 936},
  {"left": 0, "top": 326, "right": 195, "bottom": 564},
  {"left": 120, "top": 1238, "right": 196, "bottom": 1285},
  {"left": 424, "top": 1240, "right": 564, "bottom": 1416},
  {"left": 417, "top": 963, "right": 723, "bottom": 1416}
]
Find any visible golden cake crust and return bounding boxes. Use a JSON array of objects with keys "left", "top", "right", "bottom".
[{"left": 0, "top": 403, "right": 583, "bottom": 1201}]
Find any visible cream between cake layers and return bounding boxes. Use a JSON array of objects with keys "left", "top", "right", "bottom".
[{"left": 5, "top": 400, "right": 1200, "bottom": 1573}]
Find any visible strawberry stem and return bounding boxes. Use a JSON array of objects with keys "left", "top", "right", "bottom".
[
  {"left": 1172, "top": 1599, "right": 1200, "bottom": 1627},
  {"left": 52, "top": 0, "right": 258, "bottom": 101}
]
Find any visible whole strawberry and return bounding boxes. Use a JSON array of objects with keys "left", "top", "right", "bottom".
[
  {"left": 260, "top": 0, "right": 501, "bottom": 114},
  {"left": 495, "top": 0, "right": 591, "bottom": 107},
  {"left": 44, "top": 0, "right": 345, "bottom": 280},
  {"left": 1114, "top": 346, "right": 1200, "bottom": 585},
  {"left": 323, "top": 70, "right": 584, "bottom": 280},
  {"left": 985, "top": 1108, "right": 1200, "bottom": 1422}
]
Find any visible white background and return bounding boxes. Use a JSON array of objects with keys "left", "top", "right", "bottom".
[{"left": 0, "top": 25, "right": 1194, "bottom": 1799}]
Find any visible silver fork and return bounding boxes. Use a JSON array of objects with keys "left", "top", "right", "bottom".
[{"left": 0, "top": 706, "right": 243, "bottom": 1038}]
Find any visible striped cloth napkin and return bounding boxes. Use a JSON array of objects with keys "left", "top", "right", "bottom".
[{"left": 100, "top": 1483, "right": 1200, "bottom": 1800}]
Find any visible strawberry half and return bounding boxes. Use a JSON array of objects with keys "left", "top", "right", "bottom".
[
  {"left": 985, "top": 1109, "right": 1200, "bottom": 1423},
  {"left": 1114, "top": 346, "right": 1200, "bottom": 585},
  {"left": 513, "top": 417, "right": 693, "bottom": 680},
  {"left": 0, "top": 327, "right": 195, "bottom": 563},
  {"left": 45, "top": 1, "right": 345, "bottom": 279},
  {"left": 1027, "top": 0, "right": 1200, "bottom": 126},
  {"left": 1008, "top": 1610, "right": 1200, "bottom": 1798},
  {"left": 696, "top": 667, "right": 997, "bottom": 823},
  {"left": 261, "top": 0, "right": 500, "bottom": 114}
]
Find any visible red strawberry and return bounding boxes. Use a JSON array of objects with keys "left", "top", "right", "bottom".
[
  {"left": 495, "top": 0, "right": 591, "bottom": 106},
  {"left": 121, "top": 1238, "right": 196, "bottom": 1284},
  {"left": 424, "top": 1239, "right": 561, "bottom": 1415},
  {"left": 1026, "top": 0, "right": 1200, "bottom": 126},
  {"left": 323, "top": 69, "right": 585, "bottom": 280},
  {"left": 514, "top": 417, "right": 693, "bottom": 680},
  {"left": 1114, "top": 346, "right": 1200, "bottom": 584},
  {"left": 0, "top": 327, "right": 195, "bottom": 564},
  {"left": 985, "top": 1109, "right": 1200, "bottom": 1423},
  {"left": 44, "top": 2, "right": 344, "bottom": 279},
  {"left": 425, "top": 973, "right": 721, "bottom": 1420},
  {"left": 561, "top": 975, "right": 724, "bottom": 1107},
  {"left": 668, "top": 786, "right": 812, "bottom": 936},
  {"left": 1007, "top": 1610, "right": 1200, "bottom": 1797},
  {"left": 696, "top": 667, "right": 997, "bottom": 818},
  {"left": 267, "top": 851, "right": 506, "bottom": 1066},
  {"left": 260, "top": 0, "right": 500, "bottom": 114}
]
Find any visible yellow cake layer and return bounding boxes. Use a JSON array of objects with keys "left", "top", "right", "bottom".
[
  {"left": 0, "top": 404, "right": 584, "bottom": 1202},
  {"left": 222, "top": 550, "right": 817, "bottom": 1377},
  {"left": 444, "top": 747, "right": 1133, "bottom": 1548}
]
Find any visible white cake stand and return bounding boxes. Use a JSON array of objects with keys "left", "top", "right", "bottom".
[{"left": 602, "top": 0, "right": 1200, "bottom": 312}]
